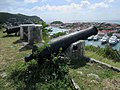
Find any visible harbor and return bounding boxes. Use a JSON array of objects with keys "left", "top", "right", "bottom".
[
  {"left": 85, "top": 39, "right": 120, "bottom": 51},
  {"left": 50, "top": 26, "right": 120, "bottom": 51}
]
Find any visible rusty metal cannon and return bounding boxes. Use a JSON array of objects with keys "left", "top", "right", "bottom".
[
  {"left": 3, "top": 26, "right": 20, "bottom": 35},
  {"left": 25, "top": 26, "right": 98, "bottom": 63}
]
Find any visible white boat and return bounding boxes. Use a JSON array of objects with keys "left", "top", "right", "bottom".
[
  {"left": 93, "top": 35, "right": 99, "bottom": 41},
  {"left": 101, "top": 35, "right": 109, "bottom": 44},
  {"left": 109, "top": 35, "right": 118, "bottom": 45},
  {"left": 117, "top": 39, "right": 120, "bottom": 42},
  {"left": 88, "top": 35, "right": 94, "bottom": 41}
]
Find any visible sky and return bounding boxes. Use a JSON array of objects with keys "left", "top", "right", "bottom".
[{"left": 0, "top": 0, "right": 120, "bottom": 22}]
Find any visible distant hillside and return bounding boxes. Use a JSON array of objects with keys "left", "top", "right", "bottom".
[
  {"left": 51, "top": 21, "right": 63, "bottom": 24},
  {"left": 0, "top": 12, "right": 44, "bottom": 26}
]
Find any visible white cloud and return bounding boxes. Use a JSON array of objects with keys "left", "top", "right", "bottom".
[
  {"left": 24, "top": 0, "right": 38, "bottom": 3},
  {"left": 32, "top": 3, "right": 83, "bottom": 11},
  {"left": 104, "top": 0, "right": 115, "bottom": 3},
  {"left": 80, "top": 0, "right": 90, "bottom": 8},
  {"left": 90, "top": 0, "right": 115, "bottom": 9},
  {"left": 31, "top": 0, "right": 113, "bottom": 12},
  {"left": 91, "top": 2, "right": 109, "bottom": 9},
  {"left": 31, "top": 0, "right": 91, "bottom": 12}
]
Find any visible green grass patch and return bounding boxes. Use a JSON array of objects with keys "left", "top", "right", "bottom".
[
  {"left": 85, "top": 50, "right": 120, "bottom": 68},
  {"left": 69, "top": 62, "right": 120, "bottom": 90}
]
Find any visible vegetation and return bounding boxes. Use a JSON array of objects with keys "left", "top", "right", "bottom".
[
  {"left": 51, "top": 32, "right": 66, "bottom": 38},
  {"left": 85, "top": 46, "right": 120, "bottom": 62},
  {"left": 51, "top": 21, "right": 63, "bottom": 24},
  {"left": 0, "top": 12, "right": 43, "bottom": 26},
  {"left": 69, "top": 62, "right": 120, "bottom": 90},
  {"left": 85, "top": 46, "right": 120, "bottom": 68},
  {"left": 0, "top": 31, "right": 72, "bottom": 90},
  {"left": 41, "top": 22, "right": 52, "bottom": 41},
  {"left": 0, "top": 24, "right": 3, "bottom": 29},
  {"left": 9, "top": 55, "right": 72, "bottom": 90},
  {"left": 0, "top": 29, "right": 120, "bottom": 90}
]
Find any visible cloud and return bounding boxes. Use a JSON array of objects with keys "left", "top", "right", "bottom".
[
  {"left": 24, "top": 0, "right": 38, "bottom": 3},
  {"left": 32, "top": 3, "right": 83, "bottom": 12},
  {"left": 66, "top": 0, "right": 71, "bottom": 2},
  {"left": 30, "top": 0, "right": 113, "bottom": 12},
  {"left": 91, "top": 2, "right": 109, "bottom": 9},
  {"left": 90, "top": 0, "right": 115, "bottom": 9},
  {"left": 80, "top": 0, "right": 90, "bottom": 8},
  {"left": 104, "top": 0, "right": 115, "bottom": 3},
  {"left": 31, "top": 0, "right": 91, "bottom": 12}
]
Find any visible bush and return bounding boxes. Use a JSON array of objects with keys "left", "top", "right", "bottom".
[
  {"left": 9, "top": 54, "right": 72, "bottom": 90},
  {"left": 85, "top": 45, "right": 120, "bottom": 62},
  {"left": 51, "top": 32, "right": 66, "bottom": 38}
]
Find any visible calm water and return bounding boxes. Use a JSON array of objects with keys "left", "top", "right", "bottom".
[
  {"left": 50, "top": 27, "right": 67, "bottom": 35},
  {"left": 69, "top": 20, "right": 120, "bottom": 24},
  {"left": 85, "top": 40, "right": 120, "bottom": 51}
]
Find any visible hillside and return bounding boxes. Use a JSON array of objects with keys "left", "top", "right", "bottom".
[
  {"left": 0, "top": 12, "right": 43, "bottom": 26},
  {"left": 50, "top": 21, "right": 63, "bottom": 24}
]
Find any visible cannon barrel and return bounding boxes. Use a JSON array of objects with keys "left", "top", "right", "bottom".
[
  {"left": 3, "top": 26, "right": 20, "bottom": 34},
  {"left": 25, "top": 26, "right": 98, "bottom": 62}
]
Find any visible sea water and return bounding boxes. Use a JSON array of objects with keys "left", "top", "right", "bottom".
[
  {"left": 85, "top": 40, "right": 120, "bottom": 51},
  {"left": 50, "top": 27, "right": 67, "bottom": 35}
]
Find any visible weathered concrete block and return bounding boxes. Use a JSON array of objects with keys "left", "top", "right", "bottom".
[
  {"left": 65, "top": 40, "right": 85, "bottom": 60},
  {"left": 20, "top": 24, "right": 42, "bottom": 44}
]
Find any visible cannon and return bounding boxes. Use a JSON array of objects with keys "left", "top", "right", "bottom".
[
  {"left": 3, "top": 26, "right": 20, "bottom": 35},
  {"left": 25, "top": 26, "right": 98, "bottom": 63}
]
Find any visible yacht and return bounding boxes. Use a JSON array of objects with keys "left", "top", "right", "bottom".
[
  {"left": 88, "top": 35, "right": 94, "bottom": 41},
  {"left": 93, "top": 35, "right": 99, "bottom": 41},
  {"left": 101, "top": 35, "right": 109, "bottom": 44},
  {"left": 109, "top": 35, "right": 118, "bottom": 45}
]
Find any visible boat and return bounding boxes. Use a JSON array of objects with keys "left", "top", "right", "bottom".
[
  {"left": 118, "top": 39, "right": 120, "bottom": 42},
  {"left": 93, "top": 35, "right": 99, "bottom": 41},
  {"left": 101, "top": 35, "right": 109, "bottom": 44},
  {"left": 109, "top": 35, "right": 118, "bottom": 45},
  {"left": 87, "top": 35, "right": 94, "bottom": 41}
]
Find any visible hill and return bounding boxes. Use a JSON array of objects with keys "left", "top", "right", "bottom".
[
  {"left": 0, "top": 12, "right": 43, "bottom": 26},
  {"left": 50, "top": 21, "right": 63, "bottom": 24}
]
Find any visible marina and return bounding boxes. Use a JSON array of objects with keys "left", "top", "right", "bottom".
[
  {"left": 51, "top": 27, "right": 120, "bottom": 51},
  {"left": 50, "top": 27, "right": 67, "bottom": 35},
  {"left": 85, "top": 39, "right": 120, "bottom": 51}
]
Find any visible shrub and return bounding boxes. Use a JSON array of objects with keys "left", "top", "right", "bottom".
[
  {"left": 9, "top": 53, "right": 72, "bottom": 89},
  {"left": 85, "top": 46, "right": 120, "bottom": 62}
]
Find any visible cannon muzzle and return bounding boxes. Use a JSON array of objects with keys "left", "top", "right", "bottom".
[{"left": 25, "top": 26, "right": 98, "bottom": 63}]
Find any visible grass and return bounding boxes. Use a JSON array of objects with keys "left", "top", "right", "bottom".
[
  {"left": 0, "top": 30, "right": 120, "bottom": 90},
  {"left": 85, "top": 50, "right": 120, "bottom": 68},
  {"left": 69, "top": 62, "right": 120, "bottom": 90},
  {"left": 0, "top": 31, "right": 72, "bottom": 90},
  {"left": 0, "top": 31, "right": 31, "bottom": 90}
]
